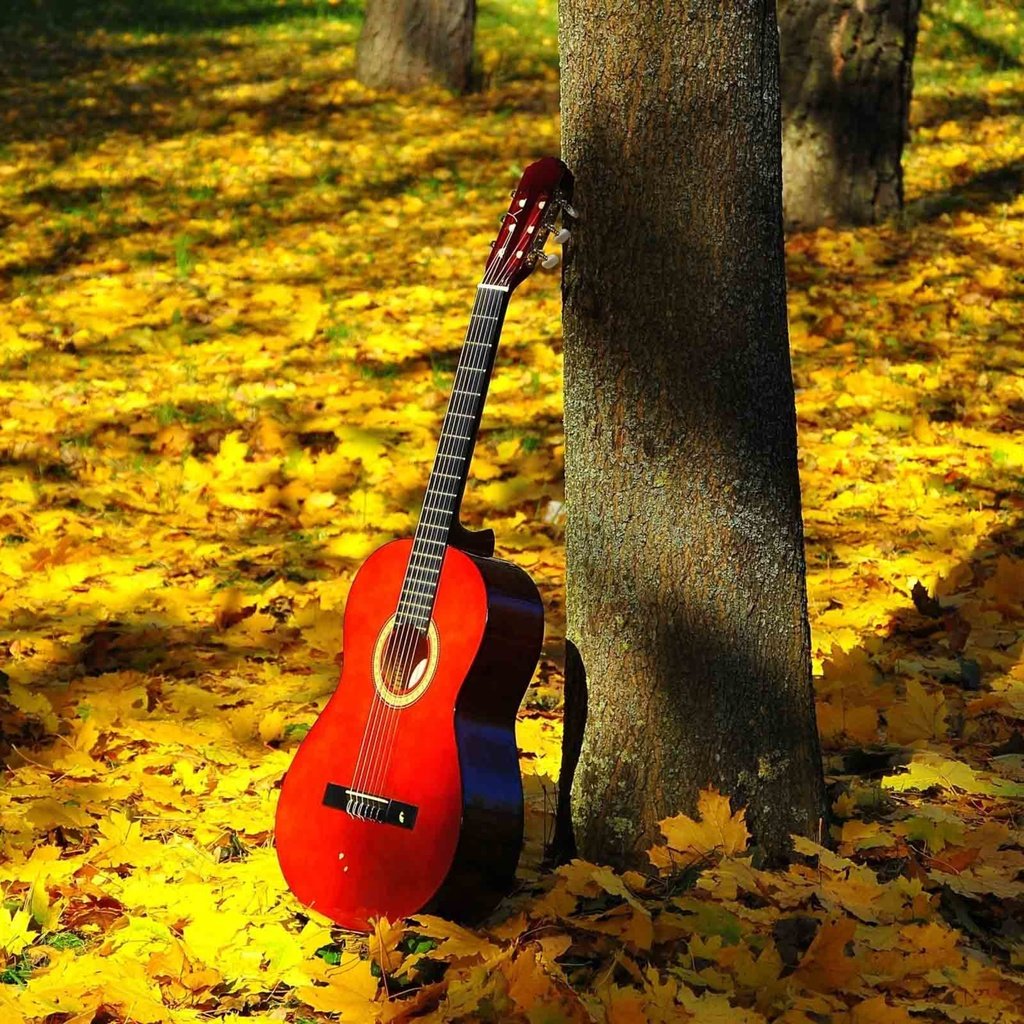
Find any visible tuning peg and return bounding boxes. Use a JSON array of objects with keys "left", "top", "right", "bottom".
[
  {"left": 561, "top": 201, "right": 578, "bottom": 219},
  {"left": 554, "top": 227, "right": 571, "bottom": 245},
  {"left": 539, "top": 252, "right": 560, "bottom": 270}
]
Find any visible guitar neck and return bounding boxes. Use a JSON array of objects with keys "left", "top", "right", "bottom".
[{"left": 396, "top": 282, "right": 511, "bottom": 628}]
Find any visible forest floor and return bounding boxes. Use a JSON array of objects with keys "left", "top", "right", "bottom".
[{"left": 1, "top": 0, "right": 1023, "bottom": 1021}]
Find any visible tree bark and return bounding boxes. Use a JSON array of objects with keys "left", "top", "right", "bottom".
[
  {"left": 557, "top": 0, "right": 827, "bottom": 869},
  {"left": 779, "top": 0, "right": 921, "bottom": 229},
  {"left": 356, "top": 0, "right": 476, "bottom": 94}
]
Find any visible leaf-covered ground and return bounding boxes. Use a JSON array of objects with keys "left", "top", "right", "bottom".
[{"left": 1, "top": 1, "right": 1023, "bottom": 1021}]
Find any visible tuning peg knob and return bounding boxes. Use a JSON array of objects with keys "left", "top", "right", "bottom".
[
  {"left": 562, "top": 202, "right": 578, "bottom": 219},
  {"left": 540, "top": 252, "right": 560, "bottom": 270},
  {"left": 554, "top": 228, "right": 571, "bottom": 244}
]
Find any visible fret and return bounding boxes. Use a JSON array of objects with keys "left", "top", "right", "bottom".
[
  {"left": 405, "top": 558, "right": 440, "bottom": 573},
  {"left": 405, "top": 569, "right": 440, "bottom": 582},
  {"left": 402, "top": 573, "right": 438, "bottom": 590},
  {"left": 394, "top": 281, "right": 510, "bottom": 625},
  {"left": 408, "top": 554, "right": 441, "bottom": 568},
  {"left": 401, "top": 615, "right": 430, "bottom": 629},
  {"left": 402, "top": 578, "right": 438, "bottom": 596},
  {"left": 407, "top": 548, "right": 440, "bottom": 565},
  {"left": 402, "top": 574, "right": 438, "bottom": 591},
  {"left": 400, "top": 585, "right": 434, "bottom": 597}
]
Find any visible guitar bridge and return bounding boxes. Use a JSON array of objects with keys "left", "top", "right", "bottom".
[{"left": 322, "top": 783, "right": 418, "bottom": 830}]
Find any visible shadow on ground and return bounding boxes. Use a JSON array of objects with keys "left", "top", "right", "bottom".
[{"left": 906, "top": 158, "right": 1024, "bottom": 222}]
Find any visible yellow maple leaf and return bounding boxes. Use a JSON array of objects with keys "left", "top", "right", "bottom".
[
  {"left": 90, "top": 811, "right": 158, "bottom": 868},
  {"left": 407, "top": 913, "right": 499, "bottom": 963},
  {"left": 295, "top": 952, "right": 381, "bottom": 1015},
  {"left": 598, "top": 982, "right": 649, "bottom": 1024},
  {"left": 649, "top": 788, "right": 749, "bottom": 873},
  {"left": 791, "top": 916, "right": 860, "bottom": 993},
  {"left": 27, "top": 879, "right": 63, "bottom": 933},
  {"left": 845, "top": 995, "right": 915, "bottom": 1024},
  {"left": 502, "top": 946, "right": 590, "bottom": 1023},
  {"left": 257, "top": 709, "right": 286, "bottom": 744},
  {"left": 983, "top": 555, "right": 1024, "bottom": 615},
  {"left": 6, "top": 681, "right": 58, "bottom": 734},
  {"left": 816, "top": 700, "right": 879, "bottom": 746},
  {"left": 0, "top": 905, "right": 33, "bottom": 958},
  {"left": 677, "top": 985, "right": 767, "bottom": 1022},
  {"left": 886, "top": 678, "right": 948, "bottom": 744},
  {"left": 369, "top": 916, "right": 406, "bottom": 976}
]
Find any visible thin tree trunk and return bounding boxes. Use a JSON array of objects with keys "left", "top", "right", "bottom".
[
  {"left": 779, "top": 0, "right": 921, "bottom": 229},
  {"left": 557, "top": 0, "right": 827, "bottom": 869},
  {"left": 356, "top": 0, "right": 476, "bottom": 94}
]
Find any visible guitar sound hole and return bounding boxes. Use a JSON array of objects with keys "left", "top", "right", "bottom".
[{"left": 381, "top": 623, "right": 430, "bottom": 696}]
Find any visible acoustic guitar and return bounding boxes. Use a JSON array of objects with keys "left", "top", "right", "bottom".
[{"left": 275, "top": 157, "right": 574, "bottom": 931}]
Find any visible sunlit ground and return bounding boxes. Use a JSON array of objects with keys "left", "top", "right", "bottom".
[{"left": 1, "top": 1, "right": 1023, "bottom": 1021}]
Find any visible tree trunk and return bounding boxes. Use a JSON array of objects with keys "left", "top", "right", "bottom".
[
  {"left": 356, "top": 0, "right": 476, "bottom": 93},
  {"left": 557, "top": 0, "right": 827, "bottom": 869},
  {"left": 779, "top": 0, "right": 921, "bottom": 229}
]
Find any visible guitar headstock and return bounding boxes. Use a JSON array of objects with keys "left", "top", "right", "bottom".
[{"left": 482, "top": 157, "right": 575, "bottom": 291}]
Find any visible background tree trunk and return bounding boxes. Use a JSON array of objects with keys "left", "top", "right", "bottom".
[
  {"left": 557, "top": 0, "right": 827, "bottom": 869},
  {"left": 356, "top": 0, "right": 475, "bottom": 93},
  {"left": 779, "top": 0, "right": 921, "bottom": 229}
]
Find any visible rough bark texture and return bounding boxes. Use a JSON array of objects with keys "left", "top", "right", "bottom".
[
  {"left": 356, "top": 0, "right": 475, "bottom": 93},
  {"left": 558, "top": 0, "right": 827, "bottom": 869},
  {"left": 779, "top": 0, "right": 920, "bottom": 229}
]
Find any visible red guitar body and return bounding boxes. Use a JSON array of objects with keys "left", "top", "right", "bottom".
[{"left": 275, "top": 537, "right": 543, "bottom": 932}]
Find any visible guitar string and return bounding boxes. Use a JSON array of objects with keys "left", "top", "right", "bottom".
[
  {"left": 351, "top": 279, "right": 506, "bottom": 812},
  {"left": 363, "top": 195, "right": 556, "bottom": 807},
  {"left": 348, "top": 245, "right": 513, "bottom": 811},
  {"left": 352, "top": 231, "right": 519, "bottom": 812},
  {"left": 352, "top": 197, "right": 548, "bottom": 815},
  {"left": 357, "top": 198, "right": 551, "bottom": 811},
  {"left": 350, "top": 282, "right": 501, "bottom": 811},
  {"left": 351, "top": 204, "right": 530, "bottom": 808},
  {"left": 356, "top": 251, "right": 516, "bottom": 808}
]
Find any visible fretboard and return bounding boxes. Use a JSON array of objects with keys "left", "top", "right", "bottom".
[{"left": 395, "top": 282, "right": 511, "bottom": 629}]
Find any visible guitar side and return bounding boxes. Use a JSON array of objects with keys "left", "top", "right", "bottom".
[
  {"left": 427, "top": 548, "right": 544, "bottom": 920},
  {"left": 274, "top": 539, "right": 542, "bottom": 930}
]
